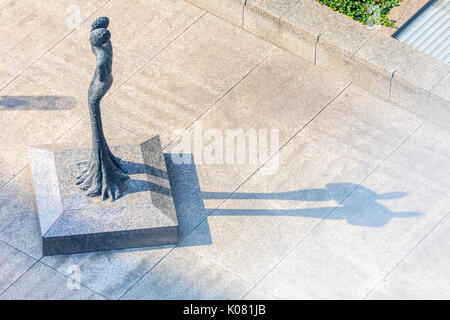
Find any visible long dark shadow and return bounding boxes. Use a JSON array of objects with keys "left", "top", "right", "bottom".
[
  {"left": 0, "top": 96, "right": 76, "bottom": 110},
  {"left": 110, "top": 154, "right": 423, "bottom": 248}
]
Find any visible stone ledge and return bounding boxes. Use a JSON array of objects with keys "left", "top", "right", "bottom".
[{"left": 185, "top": 0, "right": 450, "bottom": 118}]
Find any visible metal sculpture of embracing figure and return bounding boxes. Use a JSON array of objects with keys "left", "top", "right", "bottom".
[{"left": 76, "top": 16, "right": 129, "bottom": 201}]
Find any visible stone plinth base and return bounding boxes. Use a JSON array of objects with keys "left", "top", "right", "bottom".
[{"left": 28, "top": 135, "right": 178, "bottom": 256}]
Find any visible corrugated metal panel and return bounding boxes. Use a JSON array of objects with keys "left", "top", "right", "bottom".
[{"left": 394, "top": 0, "right": 450, "bottom": 64}]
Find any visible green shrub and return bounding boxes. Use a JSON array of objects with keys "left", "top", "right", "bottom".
[{"left": 317, "top": 0, "right": 401, "bottom": 27}]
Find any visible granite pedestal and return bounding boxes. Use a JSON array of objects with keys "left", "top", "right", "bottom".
[{"left": 28, "top": 135, "right": 178, "bottom": 256}]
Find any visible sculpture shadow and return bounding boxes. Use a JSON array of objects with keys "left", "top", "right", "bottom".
[
  {"left": 115, "top": 160, "right": 172, "bottom": 199},
  {"left": 120, "top": 160, "right": 169, "bottom": 180},
  {"left": 0, "top": 96, "right": 77, "bottom": 110},
  {"left": 160, "top": 154, "right": 422, "bottom": 247}
]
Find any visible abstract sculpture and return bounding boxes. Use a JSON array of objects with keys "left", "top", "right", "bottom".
[
  {"left": 76, "top": 16, "right": 129, "bottom": 201},
  {"left": 28, "top": 16, "right": 178, "bottom": 256}
]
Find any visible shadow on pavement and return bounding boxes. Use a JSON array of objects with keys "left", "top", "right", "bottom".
[
  {"left": 0, "top": 96, "right": 76, "bottom": 110},
  {"left": 164, "top": 154, "right": 422, "bottom": 247}
]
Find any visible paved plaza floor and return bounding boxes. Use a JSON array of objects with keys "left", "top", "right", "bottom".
[{"left": 0, "top": 0, "right": 448, "bottom": 299}]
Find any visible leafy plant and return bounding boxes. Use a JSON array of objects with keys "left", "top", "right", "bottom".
[{"left": 316, "top": 0, "right": 401, "bottom": 27}]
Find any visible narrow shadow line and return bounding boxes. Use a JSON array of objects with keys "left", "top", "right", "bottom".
[{"left": 0, "top": 96, "right": 77, "bottom": 110}]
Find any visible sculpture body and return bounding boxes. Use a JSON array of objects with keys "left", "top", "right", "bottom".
[
  {"left": 28, "top": 16, "right": 178, "bottom": 255},
  {"left": 76, "top": 17, "right": 129, "bottom": 200}
]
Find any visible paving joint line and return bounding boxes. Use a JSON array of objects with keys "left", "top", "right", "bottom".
[
  {"left": 0, "top": 8, "right": 205, "bottom": 191},
  {"left": 0, "top": 260, "right": 39, "bottom": 297},
  {"left": 364, "top": 212, "right": 450, "bottom": 299},
  {"left": 162, "top": 46, "right": 277, "bottom": 154},
  {"left": 38, "top": 258, "right": 109, "bottom": 300},
  {"left": 240, "top": 100, "right": 428, "bottom": 299},
  {"left": 148, "top": 81, "right": 353, "bottom": 300},
  {"left": 117, "top": 47, "right": 277, "bottom": 300},
  {"left": 0, "top": 0, "right": 113, "bottom": 94},
  {"left": 105, "top": 11, "right": 207, "bottom": 100}
]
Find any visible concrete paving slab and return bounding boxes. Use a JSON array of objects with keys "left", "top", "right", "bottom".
[
  {"left": 0, "top": 77, "right": 84, "bottom": 158},
  {"left": 162, "top": 47, "right": 348, "bottom": 243},
  {"left": 104, "top": 13, "right": 274, "bottom": 146},
  {"left": 186, "top": 0, "right": 243, "bottom": 27},
  {"left": 0, "top": 241, "right": 36, "bottom": 293},
  {"left": 367, "top": 214, "right": 450, "bottom": 299},
  {"left": 0, "top": 118, "right": 138, "bottom": 259},
  {"left": 122, "top": 247, "right": 252, "bottom": 299},
  {"left": 0, "top": 167, "right": 45, "bottom": 259},
  {"left": 38, "top": 126, "right": 200, "bottom": 299},
  {"left": 0, "top": 262, "right": 104, "bottom": 300},
  {"left": 41, "top": 245, "right": 173, "bottom": 299},
  {"left": 0, "top": 0, "right": 108, "bottom": 84},
  {"left": 243, "top": 287, "right": 279, "bottom": 300},
  {"left": 388, "top": 0, "right": 429, "bottom": 32},
  {"left": 256, "top": 121, "right": 449, "bottom": 299},
  {"left": 180, "top": 132, "right": 374, "bottom": 283},
  {"left": 97, "top": 0, "right": 204, "bottom": 60},
  {"left": 166, "top": 48, "right": 348, "bottom": 196},
  {"left": 179, "top": 83, "right": 426, "bottom": 285},
  {"left": 21, "top": 0, "right": 204, "bottom": 99},
  {"left": 301, "top": 84, "right": 426, "bottom": 164}
]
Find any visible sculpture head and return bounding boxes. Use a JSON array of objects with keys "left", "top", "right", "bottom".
[
  {"left": 89, "top": 28, "right": 111, "bottom": 47},
  {"left": 91, "top": 16, "right": 109, "bottom": 31}
]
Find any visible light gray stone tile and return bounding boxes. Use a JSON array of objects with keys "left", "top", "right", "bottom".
[
  {"left": 0, "top": 118, "right": 135, "bottom": 259},
  {"left": 390, "top": 73, "right": 450, "bottom": 122},
  {"left": 246, "top": 0, "right": 300, "bottom": 19},
  {"left": 163, "top": 48, "right": 349, "bottom": 249},
  {"left": 256, "top": 147, "right": 449, "bottom": 299},
  {"left": 278, "top": 1, "right": 380, "bottom": 93},
  {"left": 0, "top": 167, "right": 43, "bottom": 259},
  {"left": 0, "top": 0, "right": 108, "bottom": 77},
  {"left": 367, "top": 215, "right": 450, "bottom": 299},
  {"left": 185, "top": 0, "right": 242, "bottom": 26},
  {"left": 180, "top": 132, "right": 375, "bottom": 283},
  {"left": 301, "top": 84, "right": 425, "bottom": 164},
  {"left": 105, "top": 13, "right": 274, "bottom": 147},
  {"left": 243, "top": 287, "right": 279, "bottom": 300},
  {"left": 179, "top": 84, "right": 425, "bottom": 285},
  {"left": 244, "top": 1, "right": 316, "bottom": 63},
  {"left": 22, "top": 0, "right": 204, "bottom": 98},
  {"left": 122, "top": 248, "right": 252, "bottom": 300},
  {"left": 0, "top": 77, "right": 84, "bottom": 158},
  {"left": 394, "top": 52, "right": 450, "bottom": 95},
  {"left": 41, "top": 245, "right": 173, "bottom": 299},
  {"left": 431, "top": 73, "right": 450, "bottom": 102},
  {"left": 0, "top": 262, "right": 104, "bottom": 300},
  {"left": 0, "top": 241, "right": 36, "bottom": 293},
  {"left": 97, "top": 0, "right": 204, "bottom": 61}
]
